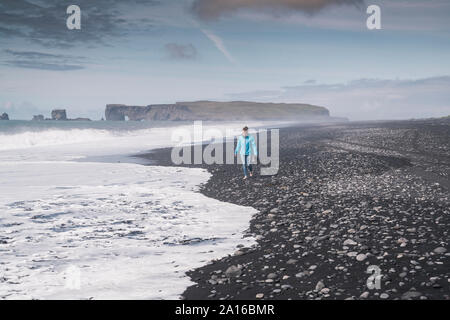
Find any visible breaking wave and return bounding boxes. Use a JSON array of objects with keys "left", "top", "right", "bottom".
[{"left": 0, "top": 128, "right": 154, "bottom": 151}]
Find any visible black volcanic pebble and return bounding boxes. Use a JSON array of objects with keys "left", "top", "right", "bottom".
[{"left": 141, "top": 119, "right": 450, "bottom": 300}]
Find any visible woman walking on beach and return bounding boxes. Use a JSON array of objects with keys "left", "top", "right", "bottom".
[{"left": 235, "top": 126, "right": 258, "bottom": 180}]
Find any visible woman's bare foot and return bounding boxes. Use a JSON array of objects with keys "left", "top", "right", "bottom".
[{"left": 249, "top": 172, "right": 253, "bottom": 177}]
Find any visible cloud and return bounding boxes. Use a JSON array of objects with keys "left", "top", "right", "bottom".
[
  {"left": 201, "top": 29, "right": 236, "bottom": 63},
  {"left": 164, "top": 43, "right": 198, "bottom": 60},
  {"left": 226, "top": 76, "right": 450, "bottom": 120},
  {"left": 4, "top": 49, "right": 85, "bottom": 61},
  {"left": 3, "top": 49, "right": 86, "bottom": 71},
  {"left": 192, "top": 0, "right": 450, "bottom": 32},
  {"left": 192, "top": 0, "right": 364, "bottom": 20},
  {"left": 0, "top": 0, "right": 159, "bottom": 48},
  {"left": 3, "top": 60, "right": 84, "bottom": 71}
]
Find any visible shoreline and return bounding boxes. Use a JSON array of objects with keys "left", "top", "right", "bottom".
[
  {"left": 0, "top": 121, "right": 261, "bottom": 299},
  {"left": 140, "top": 118, "right": 450, "bottom": 300}
]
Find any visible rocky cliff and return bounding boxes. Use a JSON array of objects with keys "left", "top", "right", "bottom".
[
  {"left": 51, "top": 109, "right": 67, "bottom": 120},
  {"left": 105, "top": 101, "right": 330, "bottom": 121},
  {"left": 0, "top": 112, "right": 9, "bottom": 120},
  {"left": 105, "top": 104, "right": 193, "bottom": 121},
  {"left": 47, "top": 110, "right": 91, "bottom": 121},
  {"left": 32, "top": 115, "right": 44, "bottom": 121}
]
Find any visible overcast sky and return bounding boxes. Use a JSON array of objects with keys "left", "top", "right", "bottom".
[{"left": 1, "top": 0, "right": 449, "bottom": 120}]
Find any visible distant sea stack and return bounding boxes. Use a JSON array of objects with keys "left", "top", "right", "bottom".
[
  {"left": 48, "top": 109, "right": 91, "bottom": 121},
  {"left": 105, "top": 101, "right": 330, "bottom": 121},
  {"left": 32, "top": 115, "right": 44, "bottom": 121},
  {"left": 51, "top": 109, "right": 67, "bottom": 121},
  {"left": 0, "top": 112, "right": 9, "bottom": 120}
]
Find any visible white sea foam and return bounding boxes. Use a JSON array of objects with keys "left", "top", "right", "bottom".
[
  {"left": 0, "top": 121, "right": 266, "bottom": 299},
  {"left": 0, "top": 129, "right": 117, "bottom": 151},
  {"left": 0, "top": 162, "right": 256, "bottom": 299}
]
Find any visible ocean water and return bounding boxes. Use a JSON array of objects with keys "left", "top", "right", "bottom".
[
  {"left": 0, "top": 120, "right": 190, "bottom": 151},
  {"left": 0, "top": 120, "right": 264, "bottom": 299}
]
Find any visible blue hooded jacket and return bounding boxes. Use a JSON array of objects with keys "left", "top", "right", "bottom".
[{"left": 235, "top": 135, "right": 258, "bottom": 156}]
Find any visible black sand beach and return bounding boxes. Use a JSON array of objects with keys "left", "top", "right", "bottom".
[{"left": 140, "top": 118, "right": 450, "bottom": 300}]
